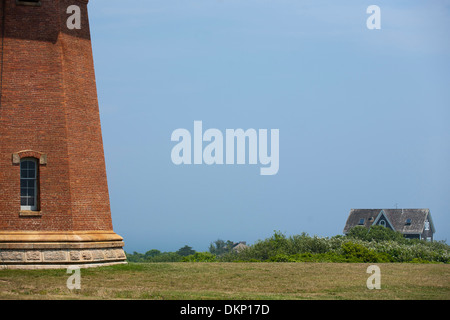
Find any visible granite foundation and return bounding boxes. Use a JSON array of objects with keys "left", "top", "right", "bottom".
[{"left": 0, "top": 231, "right": 127, "bottom": 269}]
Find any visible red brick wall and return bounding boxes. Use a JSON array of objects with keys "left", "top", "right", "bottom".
[{"left": 0, "top": 0, "right": 114, "bottom": 231}]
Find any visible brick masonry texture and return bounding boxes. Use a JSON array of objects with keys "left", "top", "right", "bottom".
[
  {"left": 0, "top": 0, "right": 116, "bottom": 232},
  {"left": 0, "top": 0, "right": 125, "bottom": 267}
]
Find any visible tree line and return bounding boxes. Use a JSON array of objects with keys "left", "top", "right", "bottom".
[
  {"left": 125, "top": 227, "right": 449, "bottom": 263},
  {"left": 126, "top": 240, "right": 237, "bottom": 263}
]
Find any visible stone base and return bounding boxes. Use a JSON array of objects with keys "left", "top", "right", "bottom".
[{"left": 0, "top": 230, "right": 127, "bottom": 269}]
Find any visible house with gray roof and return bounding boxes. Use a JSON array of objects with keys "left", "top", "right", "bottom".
[
  {"left": 232, "top": 241, "right": 249, "bottom": 253},
  {"left": 343, "top": 209, "right": 435, "bottom": 241}
]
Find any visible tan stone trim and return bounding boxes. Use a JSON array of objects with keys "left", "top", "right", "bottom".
[
  {"left": 12, "top": 150, "right": 47, "bottom": 165},
  {"left": 19, "top": 211, "right": 42, "bottom": 217},
  {"left": 0, "top": 241, "right": 125, "bottom": 250},
  {"left": 0, "top": 230, "right": 124, "bottom": 243}
]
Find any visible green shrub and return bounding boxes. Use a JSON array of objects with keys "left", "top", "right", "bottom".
[
  {"left": 410, "top": 258, "right": 433, "bottom": 264},
  {"left": 341, "top": 241, "right": 392, "bottom": 263},
  {"left": 147, "top": 252, "right": 183, "bottom": 262},
  {"left": 126, "top": 251, "right": 183, "bottom": 262},
  {"left": 182, "top": 252, "right": 217, "bottom": 262},
  {"left": 268, "top": 254, "right": 296, "bottom": 262},
  {"left": 128, "top": 231, "right": 450, "bottom": 264},
  {"left": 234, "top": 231, "right": 289, "bottom": 261},
  {"left": 287, "top": 233, "right": 331, "bottom": 254}
]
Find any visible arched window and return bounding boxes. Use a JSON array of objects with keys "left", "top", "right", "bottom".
[{"left": 20, "top": 158, "right": 38, "bottom": 211}]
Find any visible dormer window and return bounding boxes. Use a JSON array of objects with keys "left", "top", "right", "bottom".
[
  {"left": 358, "top": 218, "right": 365, "bottom": 225},
  {"left": 405, "top": 218, "right": 412, "bottom": 225}
]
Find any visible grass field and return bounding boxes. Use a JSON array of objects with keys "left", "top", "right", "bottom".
[{"left": 0, "top": 262, "right": 449, "bottom": 300}]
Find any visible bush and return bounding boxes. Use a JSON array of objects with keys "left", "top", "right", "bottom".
[
  {"left": 128, "top": 231, "right": 450, "bottom": 264},
  {"left": 287, "top": 233, "right": 332, "bottom": 254},
  {"left": 182, "top": 252, "right": 217, "bottom": 262},
  {"left": 233, "top": 231, "right": 289, "bottom": 261},
  {"left": 284, "top": 252, "right": 345, "bottom": 263},
  {"left": 268, "top": 254, "right": 296, "bottom": 262},
  {"left": 148, "top": 252, "right": 183, "bottom": 262},
  {"left": 126, "top": 251, "right": 183, "bottom": 262},
  {"left": 340, "top": 241, "right": 392, "bottom": 263}
]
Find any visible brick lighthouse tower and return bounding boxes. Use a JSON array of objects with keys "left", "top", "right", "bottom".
[{"left": 0, "top": 0, "right": 126, "bottom": 268}]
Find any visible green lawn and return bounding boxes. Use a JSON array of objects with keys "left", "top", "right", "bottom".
[{"left": 0, "top": 262, "right": 448, "bottom": 300}]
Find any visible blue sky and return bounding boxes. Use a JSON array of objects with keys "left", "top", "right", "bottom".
[{"left": 88, "top": 0, "right": 450, "bottom": 253}]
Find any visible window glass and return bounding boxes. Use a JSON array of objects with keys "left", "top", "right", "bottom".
[{"left": 20, "top": 158, "right": 38, "bottom": 211}]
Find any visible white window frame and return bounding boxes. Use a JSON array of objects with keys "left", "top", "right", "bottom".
[{"left": 20, "top": 158, "right": 38, "bottom": 211}]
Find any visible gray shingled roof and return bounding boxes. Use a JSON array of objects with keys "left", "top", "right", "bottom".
[{"left": 343, "top": 209, "right": 435, "bottom": 234}]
